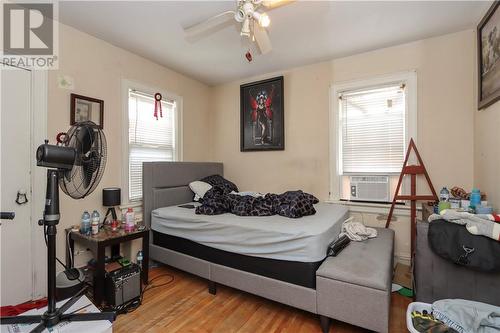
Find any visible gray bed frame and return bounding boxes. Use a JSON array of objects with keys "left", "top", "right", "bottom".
[
  {"left": 143, "top": 162, "right": 318, "bottom": 312},
  {"left": 142, "top": 162, "right": 394, "bottom": 333}
]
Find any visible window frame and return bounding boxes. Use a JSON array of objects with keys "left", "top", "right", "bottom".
[
  {"left": 329, "top": 71, "right": 417, "bottom": 202},
  {"left": 121, "top": 79, "right": 183, "bottom": 205}
]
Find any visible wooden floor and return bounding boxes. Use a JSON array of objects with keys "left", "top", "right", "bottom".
[{"left": 114, "top": 265, "right": 411, "bottom": 333}]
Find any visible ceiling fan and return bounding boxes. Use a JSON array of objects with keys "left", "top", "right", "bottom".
[{"left": 183, "top": 0, "right": 294, "bottom": 55}]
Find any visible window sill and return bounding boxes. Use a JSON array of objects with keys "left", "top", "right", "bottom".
[
  {"left": 119, "top": 201, "right": 142, "bottom": 210},
  {"left": 325, "top": 199, "right": 420, "bottom": 216},
  {"left": 119, "top": 201, "right": 143, "bottom": 224}
]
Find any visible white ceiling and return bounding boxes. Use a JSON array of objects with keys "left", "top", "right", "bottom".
[{"left": 59, "top": 1, "right": 492, "bottom": 85}]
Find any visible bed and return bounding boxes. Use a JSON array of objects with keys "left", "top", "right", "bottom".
[
  {"left": 151, "top": 201, "right": 347, "bottom": 288},
  {"left": 143, "top": 162, "right": 395, "bottom": 333},
  {"left": 142, "top": 162, "right": 346, "bottom": 312}
]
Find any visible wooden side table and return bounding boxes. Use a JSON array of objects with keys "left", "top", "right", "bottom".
[{"left": 65, "top": 226, "right": 149, "bottom": 305}]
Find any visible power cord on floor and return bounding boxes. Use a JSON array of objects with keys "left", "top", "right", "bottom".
[
  {"left": 43, "top": 226, "right": 91, "bottom": 287},
  {"left": 43, "top": 224, "right": 69, "bottom": 270},
  {"left": 142, "top": 273, "right": 175, "bottom": 296}
]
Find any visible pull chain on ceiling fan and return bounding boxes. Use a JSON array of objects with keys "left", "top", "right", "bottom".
[{"left": 183, "top": 0, "right": 294, "bottom": 56}]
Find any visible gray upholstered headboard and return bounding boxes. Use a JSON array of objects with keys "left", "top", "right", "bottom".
[{"left": 142, "top": 162, "right": 223, "bottom": 228}]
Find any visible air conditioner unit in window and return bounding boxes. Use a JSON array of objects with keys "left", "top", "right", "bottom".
[{"left": 349, "top": 175, "right": 390, "bottom": 202}]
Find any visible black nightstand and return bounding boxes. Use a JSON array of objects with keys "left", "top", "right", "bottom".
[{"left": 65, "top": 226, "right": 149, "bottom": 305}]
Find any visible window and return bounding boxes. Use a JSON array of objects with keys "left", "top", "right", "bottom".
[
  {"left": 340, "top": 85, "right": 405, "bottom": 174},
  {"left": 124, "top": 84, "right": 181, "bottom": 202},
  {"left": 330, "top": 72, "right": 416, "bottom": 201}
]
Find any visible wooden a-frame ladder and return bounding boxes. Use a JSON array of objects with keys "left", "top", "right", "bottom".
[{"left": 385, "top": 138, "right": 438, "bottom": 256}]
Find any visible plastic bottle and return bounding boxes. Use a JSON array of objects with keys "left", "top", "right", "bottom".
[
  {"left": 136, "top": 250, "right": 143, "bottom": 268},
  {"left": 91, "top": 210, "right": 100, "bottom": 224},
  {"left": 125, "top": 208, "right": 135, "bottom": 232},
  {"left": 80, "top": 211, "right": 91, "bottom": 235},
  {"left": 91, "top": 210, "right": 100, "bottom": 235},
  {"left": 470, "top": 188, "right": 481, "bottom": 208},
  {"left": 439, "top": 187, "right": 450, "bottom": 202}
]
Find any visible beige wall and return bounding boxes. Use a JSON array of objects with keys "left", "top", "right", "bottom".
[
  {"left": 474, "top": 103, "right": 500, "bottom": 209},
  {"left": 48, "top": 23, "right": 212, "bottom": 266},
  {"left": 212, "top": 30, "right": 476, "bottom": 262},
  {"left": 213, "top": 61, "right": 333, "bottom": 198},
  {"left": 47, "top": 25, "right": 488, "bottom": 272},
  {"left": 332, "top": 30, "right": 476, "bottom": 196},
  {"left": 213, "top": 30, "right": 475, "bottom": 198}
]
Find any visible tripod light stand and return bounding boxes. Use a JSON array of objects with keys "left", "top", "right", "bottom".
[{"left": 1, "top": 123, "right": 116, "bottom": 332}]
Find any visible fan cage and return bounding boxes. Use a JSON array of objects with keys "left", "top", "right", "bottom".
[{"left": 59, "top": 121, "right": 107, "bottom": 199}]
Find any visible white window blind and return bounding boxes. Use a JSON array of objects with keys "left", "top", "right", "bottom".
[
  {"left": 340, "top": 84, "right": 405, "bottom": 174},
  {"left": 128, "top": 90, "right": 176, "bottom": 201}
]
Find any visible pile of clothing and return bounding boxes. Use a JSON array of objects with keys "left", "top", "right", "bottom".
[
  {"left": 429, "top": 210, "right": 500, "bottom": 242},
  {"left": 411, "top": 299, "right": 500, "bottom": 333},
  {"left": 339, "top": 216, "right": 377, "bottom": 241},
  {"left": 427, "top": 210, "right": 500, "bottom": 272},
  {"left": 193, "top": 175, "right": 319, "bottom": 218}
]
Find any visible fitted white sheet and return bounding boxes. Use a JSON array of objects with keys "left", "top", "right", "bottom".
[{"left": 151, "top": 202, "right": 348, "bottom": 262}]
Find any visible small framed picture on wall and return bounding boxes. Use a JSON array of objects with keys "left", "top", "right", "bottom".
[
  {"left": 240, "top": 76, "right": 284, "bottom": 151},
  {"left": 70, "top": 93, "right": 104, "bottom": 128}
]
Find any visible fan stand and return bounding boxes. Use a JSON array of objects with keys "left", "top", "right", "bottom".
[{"left": 0, "top": 169, "right": 116, "bottom": 333}]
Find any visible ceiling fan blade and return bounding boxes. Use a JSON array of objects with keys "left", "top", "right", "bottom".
[
  {"left": 262, "top": 0, "right": 294, "bottom": 10},
  {"left": 184, "top": 11, "right": 236, "bottom": 39},
  {"left": 254, "top": 25, "right": 272, "bottom": 55}
]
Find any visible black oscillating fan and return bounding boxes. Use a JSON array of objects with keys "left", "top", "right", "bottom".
[
  {"left": 60, "top": 121, "right": 107, "bottom": 198},
  {"left": 0, "top": 121, "right": 115, "bottom": 332}
]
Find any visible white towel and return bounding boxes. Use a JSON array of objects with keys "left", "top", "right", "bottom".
[{"left": 340, "top": 216, "right": 378, "bottom": 241}]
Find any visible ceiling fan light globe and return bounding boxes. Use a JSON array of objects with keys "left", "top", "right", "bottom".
[
  {"left": 252, "top": 11, "right": 270, "bottom": 28},
  {"left": 259, "top": 13, "right": 270, "bottom": 27}
]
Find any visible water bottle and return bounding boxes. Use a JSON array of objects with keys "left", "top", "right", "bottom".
[
  {"left": 470, "top": 188, "right": 481, "bottom": 208},
  {"left": 80, "top": 211, "right": 91, "bottom": 235},
  {"left": 136, "top": 250, "right": 143, "bottom": 268},
  {"left": 91, "top": 210, "right": 100, "bottom": 235},
  {"left": 439, "top": 187, "right": 450, "bottom": 202},
  {"left": 125, "top": 208, "right": 135, "bottom": 232}
]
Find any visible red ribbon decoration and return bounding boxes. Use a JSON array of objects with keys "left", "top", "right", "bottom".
[
  {"left": 56, "top": 132, "right": 67, "bottom": 144},
  {"left": 154, "top": 93, "right": 163, "bottom": 120}
]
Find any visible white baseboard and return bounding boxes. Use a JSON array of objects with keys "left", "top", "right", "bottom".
[{"left": 394, "top": 253, "right": 412, "bottom": 266}]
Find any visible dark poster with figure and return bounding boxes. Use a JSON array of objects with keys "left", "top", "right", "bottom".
[{"left": 240, "top": 76, "right": 284, "bottom": 151}]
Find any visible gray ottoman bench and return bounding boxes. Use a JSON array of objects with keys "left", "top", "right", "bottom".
[{"left": 316, "top": 228, "right": 394, "bottom": 333}]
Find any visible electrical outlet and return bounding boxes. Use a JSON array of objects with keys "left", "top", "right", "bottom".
[{"left": 74, "top": 249, "right": 91, "bottom": 256}]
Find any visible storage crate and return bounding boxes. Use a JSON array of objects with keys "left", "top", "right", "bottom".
[{"left": 406, "top": 302, "right": 432, "bottom": 333}]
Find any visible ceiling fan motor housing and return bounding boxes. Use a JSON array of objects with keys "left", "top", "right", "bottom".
[{"left": 242, "top": 1, "right": 255, "bottom": 17}]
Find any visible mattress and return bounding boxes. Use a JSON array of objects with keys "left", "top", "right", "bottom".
[
  {"left": 152, "top": 232, "right": 322, "bottom": 288},
  {"left": 151, "top": 202, "right": 348, "bottom": 262}
]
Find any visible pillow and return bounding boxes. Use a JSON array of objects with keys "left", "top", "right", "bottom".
[
  {"left": 189, "top": 181, "right": 212, "bottom": 201},
  {"left": 200, "top": 174, "right": 238, "bottom": 194}
]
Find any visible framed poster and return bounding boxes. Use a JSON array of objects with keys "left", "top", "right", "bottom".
[
  {"left": 240, "top": 76, "right": 284, "bottom": 151},
  {"left": 478, "top": 1, "right": 500, "bottom": 109},
  {"left": 70, "top": 93, "right": 104, "bottom": 128}
]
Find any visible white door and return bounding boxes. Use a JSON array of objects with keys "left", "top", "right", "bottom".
[{"left": 0, "top": 65, "right": 33, "bottom": 305}]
